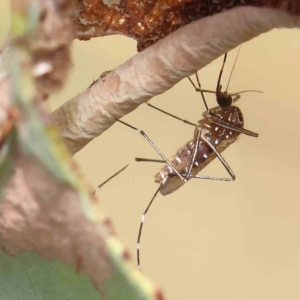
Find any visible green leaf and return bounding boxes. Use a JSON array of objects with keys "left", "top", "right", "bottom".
[
  {"left": 0, "top": 250, "right": 103, "bottom": 300},
  {"left": 0, "top": 245, "right": 159, "bottom": 300}
]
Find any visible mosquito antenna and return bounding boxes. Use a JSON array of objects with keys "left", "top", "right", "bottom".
[
  {"left": 137, "top": 179, "right": 165, "bottom": 269},
  {"left": 225, "top": 45, "right": 242, "bottom": 92},
  {"left": 229, "top": 89, "right": 263, "bottom": 96}
]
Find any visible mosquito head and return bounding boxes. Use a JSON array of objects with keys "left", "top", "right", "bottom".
[
  {"left": 216, "top": 84, "right": 233, "bottom": 108},
  {"left": 216, "top": 48, "right": 243, "bottom": 109}
]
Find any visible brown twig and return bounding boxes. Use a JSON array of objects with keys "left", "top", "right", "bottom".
[{"left": 50, "top": 7, "right": 300, "bottom": 155}]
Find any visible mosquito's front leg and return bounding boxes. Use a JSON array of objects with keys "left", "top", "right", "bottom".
[
  {"left": 146, "top": 103, "right": 197, "bottom": 127},
  {"left": 116, "top": 119, "right": 187, "bottom": 182}
]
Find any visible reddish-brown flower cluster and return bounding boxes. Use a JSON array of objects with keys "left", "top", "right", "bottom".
[{"left": 75, "top": 0, "right": 268, "bottom": 51}]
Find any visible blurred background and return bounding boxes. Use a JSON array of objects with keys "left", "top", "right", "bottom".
[{"left": 1, "top": 2, "right": 300, "bottom": 299}]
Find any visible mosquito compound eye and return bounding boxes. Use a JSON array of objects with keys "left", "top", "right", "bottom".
[{"left": 217, "top": 94, "right": 233, "bottom": 108}]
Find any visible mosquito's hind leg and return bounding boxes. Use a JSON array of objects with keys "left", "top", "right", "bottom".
[
  {"left": 137, "top": 177, "right": 167, "bottom": 269},
  {"left": 93, "top": 157, "right": 165, "bottom": 195},
  {"left": 188, "top": 74, "right": 216, "bottom": 95},
  {"left": 188, "top": 73, "right": 209, "bottom": 112},
  {"left": 116, "top": 119, "right": 187, "bottom": 182}
]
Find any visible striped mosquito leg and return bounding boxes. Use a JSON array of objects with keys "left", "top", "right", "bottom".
[
  {"left": 186, "top": 130, "right": 233, "bottom": 182},
  {"left": 190, "top": 175, "right": 231, "bottom": 181},
  {"left": 116, "top": 119, "right": 187, "bottom": 182},
  {"left": 93, "top": 164, "right": 130, "bottom": 195},
  {"left": 195, "top": 72, "right": 210, "bottom": 112},
  {"left": 188, "top": 74, "right": 210, "bottom": 112},
  {"left": 187, "top": 74, "right": 218, "bottom": 95},
  {"left": 186, "top": 129, "right": 201, "bottom": 179},
  {"left": 137, "top": 179, "right": 166, "bottom": 269},
  {"left": 201, "top": 131, "right": 236, "bottom": 181},
  {"left": 93, "top": 158, "right": 165, "bottom": 195},
  {"left": 147, "top": 103, "right": 197, "bottom": 126},
  {"left": 134, "top": 158, "right": 165, "bottom": 163}
]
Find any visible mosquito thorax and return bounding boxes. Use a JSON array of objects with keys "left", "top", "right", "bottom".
[
  {"left": 228, "top": 106, "right": 244, "bottom": 127},
  {"left": 201, "top": 105, "right": 244, "bottom": 129}
]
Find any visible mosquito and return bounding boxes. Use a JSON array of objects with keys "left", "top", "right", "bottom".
[{"left": 93, "top": 47, "right": 261, "bottom": 268}]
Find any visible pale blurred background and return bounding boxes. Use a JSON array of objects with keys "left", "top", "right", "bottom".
[{"left": 1, "top": 2, "right": 300, "bottom": 299}]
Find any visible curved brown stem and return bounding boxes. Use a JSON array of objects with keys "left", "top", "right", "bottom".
[{"left": 50, "top": 7, "right": 300, "bottom": 155}]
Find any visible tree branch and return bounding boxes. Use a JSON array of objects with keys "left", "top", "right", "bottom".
[{"left": 50, "top": 7, "right": 300, "bottom": 154}]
